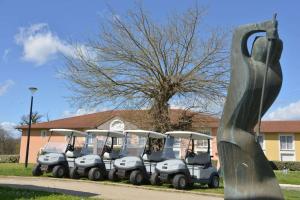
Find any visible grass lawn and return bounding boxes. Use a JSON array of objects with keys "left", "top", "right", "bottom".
[
  {"left": 275, "top": 170, "right": 300, "bottom": 185},
  {"left": 0, "top": 163, "right": 300, "bottom": 199},
  {"left": 0, "top": 186, "right": 91, "bottom": 200},
  {"left": 283, "top": 190, "right": 300, "bottom": 200},
  {"left": 0, "top": 163, "right": 35, "bottom": 176}
]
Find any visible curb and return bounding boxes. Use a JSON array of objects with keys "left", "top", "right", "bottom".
[{"left": 0, "top": 175, "right": 224, "bottom": 198}]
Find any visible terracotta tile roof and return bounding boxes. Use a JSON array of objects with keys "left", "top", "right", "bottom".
[
  {"left": 259, "top": 120, "right": 300, "bottom": 133},
  {"left": 17, "top": 109, "right": 219, "bottom": 130}
]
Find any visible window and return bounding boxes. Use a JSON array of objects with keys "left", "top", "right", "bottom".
[
  {"left": 109, "top": 119, "right": 125, "bottom": 146},
  {"left": 280, "top": 135, "right": 294, "bottom": 150},
  {"left": 138, "top": 136, "right": 146, "bottom": 145},
  {"left": 279, "top": 135, "right": 295, "bottom": 162},
  {"left": 281, "top": 153, "right": 295, "bottom": 161},
  {"left": 87, "top": 135, "right": 94, "bottom": 144},
  {"left": 41, "top": 130, "right": 47, "bottom": 138},
  {"left": 197, "top": 140, "right": 208, "bottom": 148},
  {"left": 113, "top": 137, "right": 123, "bottom": 145},
  {"left": 174, "top": 138, "right": 181, "bottom": 147}
]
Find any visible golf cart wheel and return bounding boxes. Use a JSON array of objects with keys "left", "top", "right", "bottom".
[
  {"left": 69, "top": 168, "right": 80, "bottom": 179},
  {"left": 208, "top": 175, "right": 219, "bottom": 188},
  {"left": 130, "top": 170, "right": 144, "bottom": 185},
  {"left": 150, "top": 172, "right": 161, "bottom": 185},
  {"left": 172, "top": 174, "right": 188, "bottom": 190},
  {"left": 108, "top": 168, "right": 119, "bottom": 182},
  {"left": 88, "top": 167, "right": 104, "bottom": 181},
  {"left": 52, "top": 165, "right": 66, "bottom": 178},
  {"left": 32, "top": 164, "right": 43, "bottom": 176}
]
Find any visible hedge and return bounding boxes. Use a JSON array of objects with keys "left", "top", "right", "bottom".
[
  {"left": 0, "top": 155, "right": 20, "bottom": 163},
  {"left": 269, "top": 161, "right": 300, "bottom": 171}
]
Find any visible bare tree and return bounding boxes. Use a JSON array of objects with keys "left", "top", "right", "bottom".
[
  {"left": 20, "top": 111, "right": 43, "bottom": 125},
  {"left": 0, "top": 126, "right": 20, "bottom": 155},
  {"left": 63, "top": 5, "right": 229, "bottom": 132}
]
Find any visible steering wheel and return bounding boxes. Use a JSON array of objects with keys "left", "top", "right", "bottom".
[
  {"left": 186, "top": 149, "right": 196, "bottom": 157},
  {"left": 104, "top": 145, "right": 112, "bottom": 153},
  {"left": 67, "top": 144, "right": 74, "bottom": 151}
]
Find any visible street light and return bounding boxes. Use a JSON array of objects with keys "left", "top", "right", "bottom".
[{"left": 25, "top": 87, "right": 38, "bottom": 168}]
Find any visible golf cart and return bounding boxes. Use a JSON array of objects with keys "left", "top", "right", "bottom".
[
  {"left": 109, "top": 130, "right": 166, "bottom": 185},
  {"left": 69, "top": 129, "right": 124, "bottom": 181},
  {"left": 151, "top": 131, "right": 219, "bottom": 189},
  {"left": 32, "top": 129, "right": 87, "bottom": 178}
]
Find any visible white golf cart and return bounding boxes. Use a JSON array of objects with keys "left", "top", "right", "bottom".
[
  {"left": 109, "top": 130, "right": 166, "bottom": 185},
  {"left": 32, "top": 129, "right": 87, "bottom": 178},
  {"left": 69, "top": 129, "right": 124, "bottom": 181},
  {"left": 151, "top": 131, "right": 219, "bottom": 189}
]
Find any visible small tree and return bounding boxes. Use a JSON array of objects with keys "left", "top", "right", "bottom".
[
  {"left": 20, "top": 112, "right": 43, "bottom": 125},
  {"left": 63, "top": 5, "right": 229, "bottom": 132}
]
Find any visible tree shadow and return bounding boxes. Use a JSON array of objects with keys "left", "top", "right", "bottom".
[{"left": 0, "top": 184, "right": 99, "bottom": 199}]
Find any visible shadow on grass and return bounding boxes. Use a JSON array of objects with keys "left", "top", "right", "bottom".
[{"left": 0, "top": 184, "right": 98, "bottom": 198}]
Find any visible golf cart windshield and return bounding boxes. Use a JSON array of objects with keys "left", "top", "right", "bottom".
[
  {"left": 162, "top": 136, "right": 178, "bottom": 159},
  {"left": 43, "top": 129, "right": 87, "bottom": 154},
  {"left": 43, "top": 141, "right": 68, "bottom": 153},
  {"left": 162, "top": 135, "right": 189, "bottom": 159},
  {"left": 120, "top": 132, "right": 147, "bottom": 157},
  {"left": 84, "top": 135, "right": 108, "bottom": 155},
  {"left": 164, "top": 131, "right": 213, "bottom": 160}
]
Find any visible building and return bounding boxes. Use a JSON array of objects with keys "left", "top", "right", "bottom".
[
  {"left": 17, "top": 109, "right": 219, "bottom": 163},
  {"left": 17, "top": 109, "right": 300, "bottom": 164},
  {"left": 258, "top": 121, "right": 300, "bottom": 162}
]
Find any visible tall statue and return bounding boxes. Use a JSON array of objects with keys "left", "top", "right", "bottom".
[{"left": 217, "top": 15, "right": 284, "bottom": 200}]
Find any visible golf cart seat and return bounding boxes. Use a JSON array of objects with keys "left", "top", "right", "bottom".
[
  {"left": 66, "top": 150, "right": 81, "bottom": 158},
  {"left": 186, "top": 152, "right": 210, "bottom": 165},
  {"left": 143, "top": 151, "right": 163, "bottom": 162},
  {"left": 103, "top": 150, "right": 119, "bottom": 160}
]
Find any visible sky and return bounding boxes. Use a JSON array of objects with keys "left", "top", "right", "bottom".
[{"left": 0, "top": 0, "right": 300, "bottom": 137}]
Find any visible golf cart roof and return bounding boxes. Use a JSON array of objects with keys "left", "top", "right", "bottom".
[
  {"left": 85, "top": 129, "right": 124, "bottom": 138},
  {"left": 124, "top": 130, "right": 166, "bottom": 138},
  {"left": 49, "top": 129, "right": 87, "bottom": 137},
  {"left": 165, "top": 131, "right": 213, "bottom": 140}
]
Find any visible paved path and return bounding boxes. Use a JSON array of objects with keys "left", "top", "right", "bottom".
[
  {"left": 280, "top": 183, "right": 300, "bottom": 191},
  {"left": 0, "top": 176, "right": 223, "bottom": 200}
]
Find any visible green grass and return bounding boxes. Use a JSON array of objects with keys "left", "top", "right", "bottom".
[
  {"left": 283, "top": 189, "right": 300, "bottom": 200},
  {"left": 0, "top": 186, "right": 91, "bottom": 200},
  {"left": 0, "top": 163, "right": 300, "bottom": 199},
  {"left": 275, "top": 170, "right": 300, "bottom": 185},
  {"left": 0, "top": 163, "right": 35, "bottom": 176}
]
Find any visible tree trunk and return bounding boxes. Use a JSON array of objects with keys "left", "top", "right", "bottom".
[{"left": 149, "top": 98, "right": 171, "bottom": 133}]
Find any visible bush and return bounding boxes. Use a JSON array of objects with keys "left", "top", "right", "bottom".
[
  {"left": 269, "top": 161, "right": 300, "bottom": 171},
  {"left": 0, "top": 155, "right": 20, "bottom": 163}
]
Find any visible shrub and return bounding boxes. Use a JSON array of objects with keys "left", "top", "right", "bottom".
[
  {"left": 0, "top": 155, "right": 20, "bottom": 163},
  {"left": 269, "top": 161, "right": 300, "bottom": 171}
]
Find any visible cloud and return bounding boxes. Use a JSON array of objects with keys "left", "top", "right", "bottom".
[
  {"left": 15, "top": 23, "right": 73, "bottom": 65},
  {"left": 0, "top": 122, "right": 21, "bottom": 138},
  {"left": 2, "top": 49, "right": 10, "bottom": 62},
  {"left": 62, "top": 108, "right": 100, "bottom": 118},
  {"left": 0, "top": 80, "right": 15, "bottom": 96},
  {"left": 264, "top": 100, "right": 300, "bottom": 120}
]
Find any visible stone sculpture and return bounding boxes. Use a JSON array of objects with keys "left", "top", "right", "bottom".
[{"left": 217, "top": 16, "right": 284, "bottom": 200}]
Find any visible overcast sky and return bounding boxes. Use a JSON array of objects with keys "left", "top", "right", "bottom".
[{"left": 1, "top": 0, "right": 300, "bottom": 137}]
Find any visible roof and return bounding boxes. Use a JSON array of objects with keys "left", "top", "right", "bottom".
[
  {"left": 17, "top": 109, "right": 219, "bottom": 130},
  {"left": 258, "top": 120, "right": 300, "bottom": 133}
]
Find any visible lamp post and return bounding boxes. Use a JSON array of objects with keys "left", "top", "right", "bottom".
[{"left": 25, "top": 87, "right": 38, "bottom": 168}]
